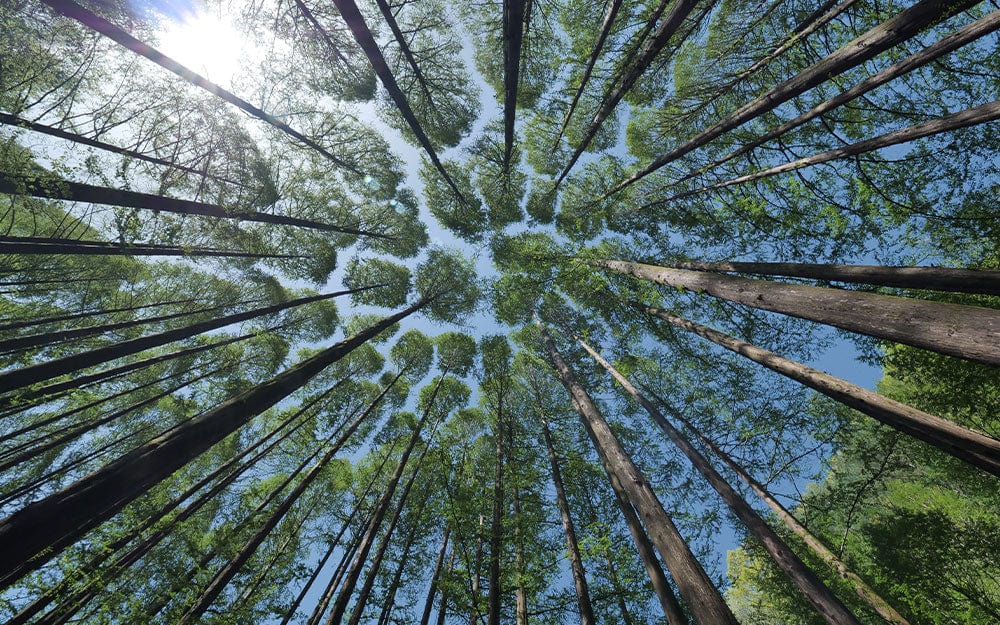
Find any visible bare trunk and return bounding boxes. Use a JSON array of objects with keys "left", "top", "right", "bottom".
[
  {"left": 0, "top": 297, "right": 194, "bottom": 333},
  {"left": 556, "top": 0, "right": 700, "bottom": 185},
  {"left": 512, "top": 486, "right": 528, "bottom": 625},
  {"left": 502, "top": 0, "right": 527, "bottom": 167},
  {"left": 0, "top": 300, "right": 430, "bottom": 589},
  {"left": 418, "top": 529, "right": 451, "bottom": 625},
  {"left": 605, "top": 551, "right": 633, "bottom": 625},
  {"left": 535, "top": 319, "right": 738, "bottom": 625},
  {"left": 673, "top": 10, "right": 1000, "bottom": 187},
  {"left": 0, "top": 172, "right": 387, "bottom": 237},
  {"left": 0, "top": 236, "right": 302, "bottom": 259},
  {"left": 676, "top": 412, "right": 913, "bottom": 625},
  {"left": 39, "top": 0, "right": 363, "bottom": 174},
  {"left": 590, "top": 258, "right": 1000, "bottom": 367},
  {"left": 615, "top": 0, "right": 980, "bottom": 191},
  {"left": 539, "top": 414, "right": 596, "bottom": 625},
  {"left": 636, "top": 303, "right": 1000, "bottom": 475},
  {"left": 646, "top": 260, "right": 1000, "bottom": 296},
  {"left": 0, "top": 287, "right": 369, "bottom": 393},
  {"left": 578, "top": 336, "right": 864, "bottom": 625}
]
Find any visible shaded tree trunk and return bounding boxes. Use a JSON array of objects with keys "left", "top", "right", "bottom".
[
  {"left": 0, "top": 299, "right": 431, "bottom": 589},
  {"left": 588, "top": 258, "right": 1000, "bottom": 367},
  {"left": 0, "top": 171, "right": 388, "bottom": 237},
  {"left": 535, "top": 319, "right": 739, "bottom": 625},
  {"left": 0, "top": 296, "right": 194, "bottom": 333},
  {"left": 614, "top": 0, "right": 980, "bottom": 191},
  {"left": 644, "top": 260, "right": 1000, "bottom": 296},
  {"left": 512, "top": 486, "right": 528, "bottom": 625},
  {"left": 635, "top": 303, "right": 1000, "bottom": 475},
  {"left": 0, "top": 236, "right": 303, "bottom": 259},
  {"left": 578, "top": 336, "right": 864, "bottom": 625},
  {"left": 502, "top": 0, "right": 527, "bottom": 168},
  {"left": 538, "top": 413, "right": 596, "bottom": 625},
  {"left": 605, "top": 551, "right": 633, "bottom": 625},
  {"left": 418, "top": 528, "right": 451, "bottom": 625},
  {"left": 674, "top": 410, "right": 913, "bottom": 625},
  {"left": 39, "top": 0, "right": 363, "bottom": 174},
  {"left": 0, "top": 286, "right": 371, "bottom": 393}
]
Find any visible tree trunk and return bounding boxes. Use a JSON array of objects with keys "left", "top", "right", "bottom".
[
  {"left": 0, "top": 112, "right": 239, "bottom": 184},
  {"left": 374, "top": 526, "right": 419, "bottom": 625},
  {"left": 0, "top": 299, "right": 431, "bottom": 589},
  {"left": 0, "top": 171, "right": 388, "bottom": 237},
  {"left": 577, "top": 336, "right": 864, "bottom": 625},
  {"left": 0, "top": 236, "right": 303, "bottom": 259},
  {"left": 418, "top": 528, "right": 451, "bottom": 625},
  {"left": 589, "top": 258, "right": 1000, "bottom": 367},
  {"left": 675, "top": 412, "right": 913, "bottom": 625},
  {"left": 556, "top": 0, "right": 700, "bottom": 185},
  {"left": 605, "top": 551, "right": 633, "bottom": 625},
  {"left": 614, "top": 0, "right": 981, "bottom": 191},
  {"left": 645, "top": 260, "right": 1000, "bottom": 296},
  {"left": 487, "top": 402, "right": 506, "bottom": 625},
  {"left": 673, "top": 10, "right": 1000, "bottom": 186},
  {"left": 327, "top": 0, "right": 470, "bottom": 205},
  {"left": 325, "top": 373, "right": 449, "bottom": 625},
  {"left": 512, "top": 486, "right": 528, "bottom": 625},
  {"left": 0, "top": 286, "right": 370, "bottom": 393},
  {"left": 538, "top": 413, "right": 596, "bottom": 625},
  {"left": 555, "top": 0, "right": 624, "bottom": 146},
  {"left": 535, "top": 319, "right": 739, "bottom": 625},
  {"left": 659, "top": 100, "right": 1000, "bottom": 202},
  {"left": 0, "top": 296, "right": 195, "bottom": 333},
  {"left": 502, "top": 0, "right": 527, "bottom": 168},
  {"left": 635, "top": 303, "right": 1000, "bottom": 475},
  {"left": 39, "top": 0, "right": 363, "bottom": 175},
  {"left": 177, "top": 373, "right": 403, "bottom": 623}
]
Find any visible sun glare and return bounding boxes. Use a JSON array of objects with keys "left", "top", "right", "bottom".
[{"left": 156, "top": 9, "right": 251, "bottom": 84}]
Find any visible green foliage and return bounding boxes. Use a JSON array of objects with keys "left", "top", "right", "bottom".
[{"left": 343, "top": 257, "right": 413, "bottom": 308}]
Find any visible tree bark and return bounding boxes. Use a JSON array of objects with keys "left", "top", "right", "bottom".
[
  {"left": 0, "top": 235, "right": 303, "bottom": 259},
  {"left": 658, "top": 100, "right": 1000, "bottom": 203},
  {"left": 538, "top": 412, "right": 596, "bottom": 625},
  {"left": 614, "top": 0, "right": 981, "bottom": 192},
  {"left": 177, "top": 373, "right": 401, "bottom": 624},
  {"left": 674, "top": 411, "right": 913, "bottom": 625},
  {"left": 0, "top": 297, "right": 194, "bottom": 333},
  {"left": 512, "top": 486, "right": 528, "bottom": 625},
  {"left": 578, "top": 336, "right": 864, "bottom": 625},
  {"left": 555, "top": 0, "right": 624, "bottom": 146},
  {"left": 605, "top": 551, "right": 634, "bottom": 625},
  {"left": 418, "top": 528, "right": 451, "bottom": 625},
  {"left": 0, "top": 299, "right": 431, "bottom": 589},
  {"left": 670, "top": 10, "right": 1000, "bottom": 188},
  {"left": 556, "top": 0, "right": 700, "bottom": 185},
  {"left": 39, "top": 0, "right": 363, "bottom": 175},
  {"left": 644, "top": 260, "right": 1000, "bottom": 296},
  {"left": 535, "top": 319, "right": 739, "bottom": 625},
  {"left": 0, "top": 287, "right": 370, "bottom": 393},
  {"left": 635, "top": 302, "right": 1000, "bottom": 475},
  {"left": 589, "top": 258, "right": 1000, "bottom": 367},
  {"left": 502, "top": 0, "right": 527, "bottom": 168},
  {"left": 325, "top": 373, "right": 448, "bottom": 625},
  {"left": 0, "top": 172, "right": 389, "bottom": 238}
]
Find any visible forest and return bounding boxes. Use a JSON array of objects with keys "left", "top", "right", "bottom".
[{"left": 0, "top": 0, "right": 998, "bottom": 623}]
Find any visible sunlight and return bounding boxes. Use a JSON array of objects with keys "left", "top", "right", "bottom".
[{"left": 156, "top": 7, "right": 251, "bottom": 84}]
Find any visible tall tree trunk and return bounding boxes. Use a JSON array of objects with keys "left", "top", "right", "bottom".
[
  {"left": 535, "top": 319, "right": 739, "bottom": 625},
  {"left": 177, "top": 373, "right": 403, "bottom": 624},
  {"left": 0, "top": 298, "right": 242, "bottom": 354},
  {"left": 0, "top": 112, "right": 239, "bottom": 184},
  {"left": 0, "top": 299, "right": 431, "bottom": 589},
  {"left": 512, "top": 487, "right": 528, "bottom": 625},
  {"left": 372, "top": 0, "right": 434, "bottom": 103},
  {"left": 538, "top": 412, "right": 596, "bottom": 625},
  {"left": 588, "top": 258, "right": 1000, "bottom": 367},
  {"left": 556, "top": 0, "right": 700, "bottom": 185},
  {"left": 418, "top": 528, "right": 451, "bottom": 625},
  {"left": 0, "top": 236, "right": 303, "bottom": 259},
  {"left": 577, "top": 336, "right": 864, "bottom": 625},
  {"left": 613, "top": 0, "right": 980, "bottom": 192},
  {"left": 0, "top": 286, "right": 371, "bottom": 393},
  {"left": 374, "top": 526, "right": 419, "bottom": 625},
  {"left": 0, "top": 171, "right": 388, "bottom": 237},
  {"left": 325, "top": 373, "right": 449, "bottom": 625},
  {"left": 326, "top": 0, "right": 470, "bottom": 205},
  {"left": 554, "top": 0, "right": 624, "bottom": 146},
  {"left": 487, "top": 404, "right": 506, "bottom": 625},
  {"left": 605, "top": 551, "right": 633, "bottom": 625},
  {"left": 502, "top": 0, "right": 527, "bottom": 168},
  {"left": 38, "top": 0, "right": 363, "bottom": 174},
  {"left": 0, "top": 296, "right": 194, "bottom": 333},
  {"left": 675, "top": 410, "right": 913, "bottom": 625},
  {"left": 436, "top": 550, "right": 457, "bottom": 625},
  {"left": 672, "top": 9, "right": 1000, "bottom": 187},
  {"left": 470, "top": 514, "right": 484, "bottom": 625},
  {"left": 635, "top": 303, "right": 1000, "bottom": 475},
  {"left": 644, "top": 260, "right": 1000, "bottom": 296},
  {"left": 657, "top": 100, "right": 1000, "bottom": 203}
]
